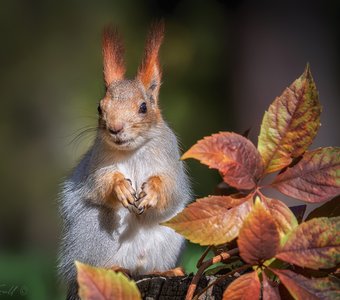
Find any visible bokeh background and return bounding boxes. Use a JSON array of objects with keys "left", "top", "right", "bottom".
[{"left": 1, "top": 0, "right": 339, "bottom": 299}]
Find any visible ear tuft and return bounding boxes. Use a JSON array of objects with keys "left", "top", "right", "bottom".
[
  {"left": 137, "top": 20, "right": 165, "bottom": 99},
  {"left": 102, "top": 25, "right": 126, "bottom": 87}
]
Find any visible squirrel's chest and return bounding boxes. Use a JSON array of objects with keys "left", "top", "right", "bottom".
[{"left": 115, "top": 155, "right": 154, "bottom": 190}]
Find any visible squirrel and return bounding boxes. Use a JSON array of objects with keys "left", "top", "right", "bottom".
[{"left": 58, "top": 21, "right": 191, "bottom": 299}]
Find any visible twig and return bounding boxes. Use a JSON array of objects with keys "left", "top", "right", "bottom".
[
  {"left": 192, "top": 264, "right": 251, "bottom": 300},
  {"left": 185, "top": 248, "right": 239, "bottom": 300},
  {"left": 196, "top": 246, "right": 212, "bottom": 268}
]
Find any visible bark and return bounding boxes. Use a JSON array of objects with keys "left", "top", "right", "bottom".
[{"left": 133, "top": 274, "right": 234, "bottom": 300}]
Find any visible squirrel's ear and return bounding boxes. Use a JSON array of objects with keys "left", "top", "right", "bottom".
[
  {"left": 102, "top": 26, "right": 125, "bottom": 87},
  {"left": 137, "top": 21, "right": 164, "bottom": 102}
]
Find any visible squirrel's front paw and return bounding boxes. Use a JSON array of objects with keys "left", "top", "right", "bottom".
[
  {"left": 112, "top": 174, "right": 138, "bottom": 212},
  {"left": 135, "top": 176, "right": 163, "bottom": 214}
]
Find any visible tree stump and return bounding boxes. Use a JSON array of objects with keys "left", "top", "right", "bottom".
[{"left": 133, "top": 274, "right": 235, "bottom": 300}]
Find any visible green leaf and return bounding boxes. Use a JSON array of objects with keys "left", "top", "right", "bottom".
[
  {"left": 162, "top": 195, "right": 253, "bottom": 246},
  {"left": 272, "top": 147, "right": 340, "bottom": 203},
  {"left": 258, "top": 65, "right": 321, "bottom": 174},
  {"left": 238, "top": 199, "right": 280, "bottom": 264},
  {"left": 182, "top": 132, "right": 264, "bottom": 190},
  {"left": 271, "top": 269, "right": 340, "bottom": 300},
  {"left": 275, "top": 217, "right": 340, "bottom": 270},
  {"left": 76, "top": 261, "right": 141, "bottom": 300},
  {"left": 204, "top": 259, "right": 243, "bottom": 276}
]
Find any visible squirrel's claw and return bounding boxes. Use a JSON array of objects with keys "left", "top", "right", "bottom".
[
  {"left": 136, "top": 206, "right": 144, "bottom": 215},
  {"left": 134, "top": 181, "right": 158, "bottom": 214},
  {"left": 113, "top": 177, "right": 137, "bottom": 210},
  {"left": 127, "top": 204, "right": 141, "bottom": 214}
]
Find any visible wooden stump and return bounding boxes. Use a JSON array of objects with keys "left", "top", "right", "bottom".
[{"left": 133, "top": 274, "right": 234, "bottom": 300}]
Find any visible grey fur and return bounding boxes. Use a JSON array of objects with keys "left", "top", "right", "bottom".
[{"left": 58, "top": 122, "right": 191, "bottom": 298}]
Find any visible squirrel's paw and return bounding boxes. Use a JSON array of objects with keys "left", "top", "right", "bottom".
[
  {"left": 135, "top": 177, "right": 163, "bottom": 214},
  {"left": 113, "top": 177, "right": 138, "bottom": 212}
]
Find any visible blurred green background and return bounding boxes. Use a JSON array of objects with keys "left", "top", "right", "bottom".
[{"left": 1, "top": 0, "right": 339, "bottom": 299}]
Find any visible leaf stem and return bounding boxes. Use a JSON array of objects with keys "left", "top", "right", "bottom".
[
  {"left": 192, "top": 264, "right": 252, "bottom": 300},
  {"left": 196, "top": 246, "right": 212, "bottom": 268},
  {"left": 185, "top": 248, "right": 239, "bottom": 300},
  {"left": 255, "top": 187, "right": 266, "bottom": 199}
]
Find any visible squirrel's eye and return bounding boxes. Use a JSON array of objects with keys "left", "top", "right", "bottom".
[
  {"left": 97, "top": 105, "right": 102, "bottom": 115},
  {"left": 139, "top": 102, "right": 147, "bottom": 114}
]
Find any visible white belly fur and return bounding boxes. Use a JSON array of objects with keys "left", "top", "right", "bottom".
[
  {"left": 105, "top": 154, "right": 185, "bottom": 273},
  {"left": 111, "top": 207, "right": 184, "bottom": 273}
]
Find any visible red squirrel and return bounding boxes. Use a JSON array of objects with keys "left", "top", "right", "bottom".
[{"left": 58, "top": 22, "right": 191, "bottom": 299}]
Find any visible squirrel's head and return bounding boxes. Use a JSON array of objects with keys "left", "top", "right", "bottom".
[{"left": 98, "top": 22, "right": 164, "bottom": 151}]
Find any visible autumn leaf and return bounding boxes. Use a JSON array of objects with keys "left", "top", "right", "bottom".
[
  {"left": 263, "top": 272, "right": 280, "bottom": 300},
  {"left": 271, "top": 269, "right": 340, "bottom": 300},
  {"left": 275, "top": 217, "right": 340, "bottom": 270},
  {"left": 272, "top": 147, "right": 340, "bottom": 203},
  {"left": 258, "top": 65, "right": 321, "bottom": 174},
  {"left": 262, "top": 196, "right": 298, "bottom": 239},
  {"left": 223, "top": 271, "right": 261, "bottom": 300},
  {"left": 162, "top": 195, "right": 253, "bottom": 246},
  {"left": 76, "top": 261, "right": 141, "bottom": 300},
  {"left": 182, "top": 132, "right": 264, "bottom": 190},
  {"left": 238, "top": 199, "right": 280, "bottom": 264}
]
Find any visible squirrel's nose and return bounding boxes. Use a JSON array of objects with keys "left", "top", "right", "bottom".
[{"left": 108, "top": 123, "right": 124, "bottom": 135}]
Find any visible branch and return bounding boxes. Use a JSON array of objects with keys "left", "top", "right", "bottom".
[
  {"left": 185, "top": 248, "right": 239, "bottom": 300},
  {"left": 192, "top": 264, "right": 252, "bottom": 300},
  {"left": 196, "top": 246, "right": 212, "bottom": 268}
]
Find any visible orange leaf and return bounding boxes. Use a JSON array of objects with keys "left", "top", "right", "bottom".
[
  {"left": 262, "top": 272, "right": 280, "bottom": 300},
  {"left": 275, "top": 217, "right": 340, "bottom": 270},
  {"left": 76, "top": 261, "right": 141, "bottom": 300},
  {"left": 272, "top": 147, "right": 340, "bottom": 203},
  {"left": 223, "top": 271, "right": 261, "bottom": 300},
  {"left": 162, "top": 195, "right": 253, "bottom": 246},
  {"left": 238, "top": 199, "right": 280, "bottom": 264},
  {"left": 182, "top": 132, "right": 264, "bottom": 190},
  {"left": 258, "top": 65, "right": 321, "bottom": 174},
  {"left": 262, "top": 196, "right": 298, "bottom": 240},
  {"left": 271, "top": 269, "right": 340, "bottom": 300}
]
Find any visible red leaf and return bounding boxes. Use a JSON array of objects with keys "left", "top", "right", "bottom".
[
  {"left": 273, "top": 147, "right": 340, "bottom": 203},
  {"left": 182, "top": 132, "right": 264, "bottom": 190},
  {"left": 258, "top": 65, "right": 321, "bottom": 174},
  {"left": 162, "top": 195, "right": 253, "bottom": 246},
  {"left": 275, "top": 217, "right": 340, "bottom": 270},
  {"left": 76, "top": 261, "right": 141, "bottom": 300},
  {"left": 271, "top": 269, "right": 340, "bottom": 300},
  {"left": 263, "top": 272, "right": 281, "bottom": 300},
  {"left": 223, "top": 271, "right": 261, "bottom": 300},
  {"left": 238, "top": 199, "right": 280, "bottom": 264}
]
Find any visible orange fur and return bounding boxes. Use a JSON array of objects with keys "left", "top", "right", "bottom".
[
  {"left": 148, "top": 267, "right": 185, "bottom": 276},
  {"left": 137, "top": 20, "right": 164, "bottom": 88},
  {"left": 141, "top": 175, "right": 167, "bottom": 211},
  {"left": 95, "top": 172, "right": 118, "bottom": 205},
  {"left": 95, "top": 171, "right": 135, "bottom": 208},
  {"left": 102, "top": 26, "right": 126, "bottom": 86},
  {"left": 110, "top": 265, "right": 131, "bottom": 277}
]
